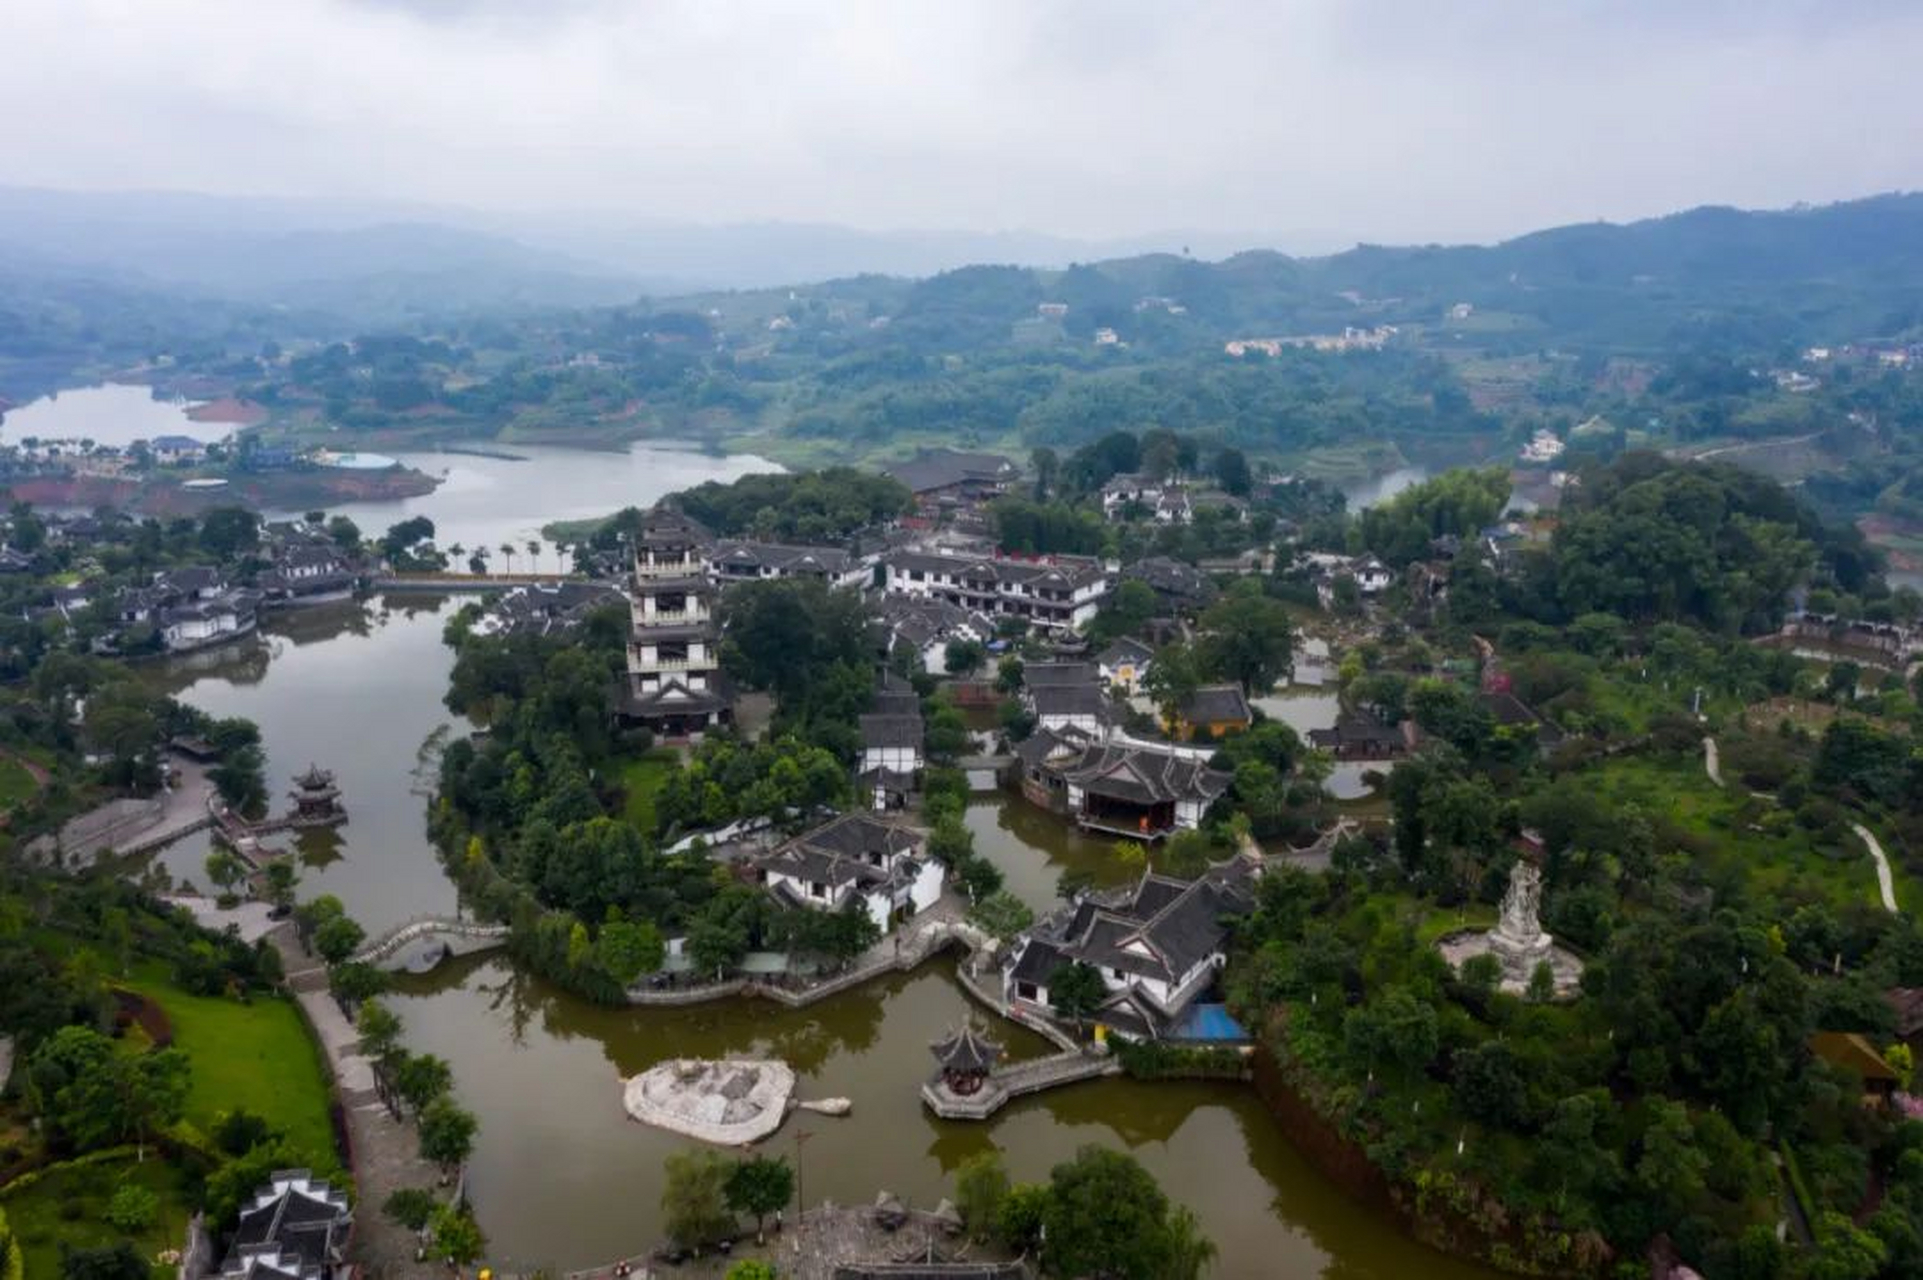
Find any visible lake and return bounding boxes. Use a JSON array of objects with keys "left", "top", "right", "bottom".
[
  {"left": 0, "top": 382, "right": 233, "bottom": 447},
  {"left": 125, "top": 442, "right": 1486, "bottom": 1279}
]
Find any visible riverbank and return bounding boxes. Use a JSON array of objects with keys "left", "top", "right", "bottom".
[{"left": 2, "top": 464, "right": 440, "bottom": 518}]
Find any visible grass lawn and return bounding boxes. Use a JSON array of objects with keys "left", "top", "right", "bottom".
[
  {"left": 122, "top": 965, "right": 335, "bottom": 1163},
  {"left": 2, "top": 1155, "right": 190, "bottom": 1279},
  {"left": 1583, "top": 755, "right": 1894, "bottom": 913},
  {"left": 619, "top": 748, "right": 680, "bottom": 832},
  {"left": 0, "top": 757, "right": 40, "bottom": 808}
]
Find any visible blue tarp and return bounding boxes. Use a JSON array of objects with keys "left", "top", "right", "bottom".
[{"left": 1168, "top": 1003, "right": 1250, "bottom": 1043}]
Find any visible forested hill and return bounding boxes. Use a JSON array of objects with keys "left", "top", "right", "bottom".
[{"left": 878, "top": 193, "right": 1923, "bottom": 354}]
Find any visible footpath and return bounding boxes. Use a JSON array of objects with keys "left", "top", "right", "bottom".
[{"left": 270, "top": 926, "right": 443, "bottom": 1279}]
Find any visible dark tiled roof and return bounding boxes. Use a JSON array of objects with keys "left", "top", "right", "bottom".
[
  {"left": 1059, "top": 744, "right": 1230, "bottom": 806},
  {"left": 1023, "top": 662, "right": 1098, "bottom": 687},
  {"left": 1097, "top": 637, "right": 1154, "bottom": 668},
  {"left": 1180, "top": 684, "right": 1251, "bottom": 726},
  {"left": 883, "top": 448, "right": 1017, "bottom": 494},
  {"left": 712, "top": 540, "right": 855, "bottom": 576},
  {"left": 860, "top": 714, "right": 924, "bottom": 749},
  {"left": 931, "top": 1022, "right": 1003, "bottom": 1073},
  {"left": 1028, "top": 684, "right": 1109, "bottom": 719}
]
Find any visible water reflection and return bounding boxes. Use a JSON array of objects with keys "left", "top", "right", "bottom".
[{"left": 966, "top": 793, "right": 1136, "bottom": 913}]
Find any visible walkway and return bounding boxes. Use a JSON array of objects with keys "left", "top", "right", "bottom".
[
  {"left": 351, "top": 915, "right": 512, "bottom": 969},
  {"left": 625, "top": 896, "right": 986, "bottom": 1010},
  {"left": 267, "top": 924, "right": 443, "bottom": 1279},
  {"left": 1703, "top": 736, "right": 1724, "bottom": 787},
  {"left": 1851, "top": 823, "right": 1901, "bottom": 914},
  {"left": 25, "top": 757, "right": 218, "bottom": 866},
  {"left": 922, "top": 1048, "right": 1120, "bottom": 1120}
]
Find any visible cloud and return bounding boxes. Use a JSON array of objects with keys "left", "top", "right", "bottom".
[{"left": 2, "top": 0, "right": 1919, "bottom": 245}]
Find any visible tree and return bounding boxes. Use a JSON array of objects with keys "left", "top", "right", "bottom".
[
  {"left": 596, "top": 919, "right": 666, "bottom": 986},
  {"left": 1050, "top": 962, "right": 1107, "bottom": 1033},
  {"left": 262, "top": 859, "right": 299, "bottom": 912},
  {"left": 27, "top": 1026, "right": 187, "bottom": 1157},
  {"left": 312, "top": 914, "right": 366, "bottom": 965},
  {"left": 1197, "top": 579, "right": 1293, "bottom": 693},
  {"left": 1635, "top": 1099, "right": 1708, "bottom": 1214},
  {"left": 1031, "top": 446, "right": 1060, "bottom": 498},
  {"left": 104, "top": 1185, "right": 158, "bottom": 1232},
  {"left": 662, "top": 1148, "right": 735, "bottom": 1252},
  {"left": 59, "top": 1243, "right": 148, "bottom": 1280},
  {"left": 383, "top": 1187, "right": 438, "bottom": 1231},
  {"left": 1040, "top": 1146, "right": 1205, "bottom": 1280},
  {"left": 418, "top": 1095, "right": 479, "bottom": 1178},
  {"left": 203, "top": 849, "right": 245, "bottom": 898},
  {"left": 954, "top": 1150, "right": 1011, "bottom": 1242},
  {"left": 725, "top": 1155, "right": 794, "bottom": 1244},
  {"left": 325, "top": 515, "right": 361, "bottom": 549},
  {"left": 968, "top": 891, "right": 1034, "bottom": 942},
  {"left": 1212, "top": 446, "right": 1252, "bottom": 496},
  {"left": 429, "top": 1203, "right": 487, "bottom": 1266},
  {"left": 393, "top": 1052, "right": 454, "bottom": 1111},
  {"left": 356, "top": 1001, "right": 404, "bottom": 1064},
  {"left": 327, "top": 961, "right": 389, "bottom": 1005}
]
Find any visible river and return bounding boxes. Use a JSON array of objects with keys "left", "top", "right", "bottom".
[{"left": 92, "top": 422, "right": 1484, "bottom": 1277}]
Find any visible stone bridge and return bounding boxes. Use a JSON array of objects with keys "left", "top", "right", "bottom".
[
  {"left": 352, "top": 915, "right": 512, "bottom": 971},
  {"left": 921, "top": 1048, "right": 1121, "bottom": 1120}
]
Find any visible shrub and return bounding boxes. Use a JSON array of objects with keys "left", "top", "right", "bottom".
[{"left": 103, "top": 1184, "right": 158, "bottom": 1232}]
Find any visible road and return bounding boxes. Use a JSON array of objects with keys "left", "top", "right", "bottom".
[{"left": 1851, "top": 823, "right": 1900, "bottom": 914}]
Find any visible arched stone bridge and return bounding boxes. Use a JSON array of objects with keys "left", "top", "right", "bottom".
[{"left": 352, "top": 916, "right": 511, "bottom": 971}]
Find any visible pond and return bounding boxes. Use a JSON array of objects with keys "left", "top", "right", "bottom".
[{"left": 122, "top": 441, "right": 1489, "bottom": 1279}]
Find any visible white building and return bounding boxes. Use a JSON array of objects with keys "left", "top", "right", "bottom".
[
  {"left": 1002, "top": 864, "right": 1256, "bottom": 1040},
  {"left": 755, "top": 813, "right": 945, "bottom": 935},
  {"left": 880, "top": 550, "right": 1109, "bottom": 633}
]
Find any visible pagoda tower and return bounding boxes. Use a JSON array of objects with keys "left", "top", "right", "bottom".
[{"left": 618, "top": 505, "right": 733, "bottom": 738}]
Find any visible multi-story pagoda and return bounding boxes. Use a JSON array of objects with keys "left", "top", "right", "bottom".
[
  {"left": 288, "top": 764, "right": 346, "bottom": 827},
  {"left": 617, "top": 505, "right": 733, "bottom": 738}
]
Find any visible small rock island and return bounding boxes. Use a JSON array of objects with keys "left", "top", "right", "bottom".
[{"left": 622, "top": 1058, "right": 797, "bottom": 1145}]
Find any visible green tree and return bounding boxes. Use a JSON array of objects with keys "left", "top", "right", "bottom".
[
  {"left": 356, "top": 1001, "right": 404, "bottom": 1064},
  {"left": 312, "top": 914, "right": 366, "bottom": 966},
  {"left": 1635, "top": 1099, "right": 1708, "bottom": 1214},
  {"left": 59, "top": 1243, "right": 148, "bottom": 1280},
  {"left": 662, "top": 1148, "right": 735, "bottom": 1252},
  {"left": 203, "top": 849, "right": 246, "bottom": 898},
  {"left": 393, "top": 1053, "right": 454, "bottom": 1111},
  {"left": 968, "top": 891, "right": 1035, "bottom": 942},
  {"left": 103, "top": 1185, "right": 158, "bottom": 1232},
  {"left": 429, "top": 1203, "right": 487, "bottom": 1266},
  {"left": 1049, "top": 962, "right": 1107, "bottom": 1033},
  {"left": 954, "top": 1150, "right": 1011, "bottom": 1242},
  {"left": 1196, "top": 579, "right": 1293, "bottom": 693},
  {"left": 418, "top": 1096, "right": 479, "bottom": 1178},
  {"left": 383, "top": 1187, "right": 438, "bottom": 1231},
  {"left": 1040, "top": 1146, "right": 1206, "bottom": 1280},
  {"left": 597, "top": 918, "right": 666, "bottom": 986},
  {"left": 27, "top": 1026, "right": 188, "bottom": 1157},
  {"left": 725, "top": 1155, "right": 794, "bottom": 1244},
  {"left": 262, "top": 859, "right": 299, "bottom": 912}
]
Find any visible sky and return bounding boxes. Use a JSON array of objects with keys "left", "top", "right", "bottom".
[{"left": 4, "top": 0, "right": 1922, "bottom": 248}]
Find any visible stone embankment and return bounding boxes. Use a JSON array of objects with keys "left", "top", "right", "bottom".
[{"left": 921, "top": 1048, "right": 1121, "bottom": 1120}]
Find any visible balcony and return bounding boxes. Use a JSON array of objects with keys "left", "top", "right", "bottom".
[
  {"left": 629, "top": 656, "right": 712, "bottom": 674},
  {"left": 638, "top": 607, "right": 709, "bottom": 626}
]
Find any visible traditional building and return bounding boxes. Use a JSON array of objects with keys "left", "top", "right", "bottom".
[
  {"left": 930, "top": 1022, "right": 1003, "bottom": 1097},
  {"left": 1003, "top": 863, "right": 1257, "bottom": 1041},
  {"left": 708, "top": 540, "right": 866, "bottom": 590},
  {"left": 287, "top": 765, "right": 345, "bottom": 827},
  {"left": 618, "top": 507, "right": 733, "bottom": 738},
  {"left": 754, "top": 813, "right": 945, "bottom": 934},
  {"left": 1308, "top": 717, "right": 1414, "bottom": 761},
  {"left": 1166, "top": 684, "right": 1252, "bottom": 741},
  {"left": 1015, "top": 729, "right": 1229, "bottom": 840},
  {"left": 883, "top": 448, "right": 1019, "bottom": 508},
  {"left": 1095, "top": 637, "right": 1155, "bottom": 694},
  {"left": 880, "top": 550, "right": 1109, "bottom": 634},
  {"left": 219, "top": 1168, "right": 352, "bottom": 1280}
]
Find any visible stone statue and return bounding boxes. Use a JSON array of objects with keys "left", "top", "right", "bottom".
[{"left": 1495, "top": 860, "right": 1546, "bottom": 947}]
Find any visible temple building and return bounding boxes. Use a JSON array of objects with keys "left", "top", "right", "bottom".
[
  {"left": 287, "top": 765, "right": 345, "bottom": 827},
  {"left": 618, "top": 506, "right": 734, "bottom": 738},
  {"left": 930, "top": 1022, "right": 1003, "bottom": 1097},
  {"left": 219, "top": 1168, "right": 352, "bottom": 1280}
]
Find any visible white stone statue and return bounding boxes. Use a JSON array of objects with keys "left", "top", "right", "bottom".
[{"left": 1495, "top": 860, "right": 1546, "bottom": 948}]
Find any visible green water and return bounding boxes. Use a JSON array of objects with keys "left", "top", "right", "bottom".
[{"left": 140, "top": 588, "right": 1494, "bottom": 1279}]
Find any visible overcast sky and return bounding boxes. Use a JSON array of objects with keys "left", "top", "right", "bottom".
[{"left": 5, "top": 0, "right": 1921, "bottom": 247}]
